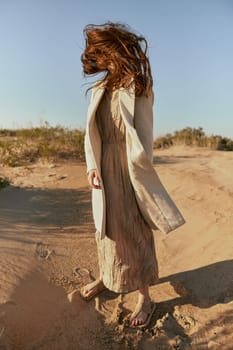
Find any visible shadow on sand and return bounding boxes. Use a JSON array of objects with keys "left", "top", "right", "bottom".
[
  {"left": 0, "top": 185, "right": 94, "bottom": 238},
  {"left": 0, "top": 270, "right": 107, "bottom": 350},
  {"left": 142, "top": 260, "right": 233, "bottom": 349},
  {"left": 158, "top": 259, "right": 233, "bottom": 309},
  {"left": 152, "top": 154, "right": 197, "bottom": 165}
]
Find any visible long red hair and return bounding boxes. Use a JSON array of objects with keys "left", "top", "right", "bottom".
[{"left": 81, "top": 22, "right": 153, "bottom": 96}]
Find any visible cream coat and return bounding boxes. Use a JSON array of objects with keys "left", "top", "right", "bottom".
[{"left": 84, "top": 83, "right": 185, "bottom": 239}]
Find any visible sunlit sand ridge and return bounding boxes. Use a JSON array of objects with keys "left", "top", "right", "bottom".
[{"left": 0, "top": 145, "right": 232, "bottom": 349}]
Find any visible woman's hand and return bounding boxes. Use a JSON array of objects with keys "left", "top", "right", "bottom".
[{"left": 87, "top": 169, "right": 102, "bottom": 189}]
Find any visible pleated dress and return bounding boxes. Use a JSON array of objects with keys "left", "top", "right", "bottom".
[{"left": 95, "top": 89, "right": 158, "bottom": 293}]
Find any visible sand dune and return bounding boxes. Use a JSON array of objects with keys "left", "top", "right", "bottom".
[{"left": 0, "top": 146, "right": 232, "bottom": 349}]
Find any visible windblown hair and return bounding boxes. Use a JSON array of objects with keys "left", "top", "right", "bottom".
[{"left": 81, "top": 22, "right": 153, "bottom": 96}]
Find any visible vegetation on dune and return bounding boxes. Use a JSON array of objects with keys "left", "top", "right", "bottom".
[
  {"left": 0, "top": 122, "right": 85, "bottom": 167},
  {"left": 154, "top": 127, "right": 233, "bottom": 151},
  {"left": 0, "top": 124, "right": 232, "bottom": 168}
]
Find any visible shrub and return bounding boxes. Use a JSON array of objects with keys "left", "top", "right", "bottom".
[
  {"left": 0, "top": 124, "right": 85, "bottom": 167},
  {"left": 154, "top": 127, "right": 233, "bottom": 151}
]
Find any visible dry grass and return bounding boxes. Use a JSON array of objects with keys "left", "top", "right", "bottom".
[
  {"left": 0, "top": 124, "right": 85, "bottom": 167},
  {"left": 1, "top": 125, "right": 232, "bottom": 168},
  {"left": 154, "top": 127, "right": 233, "bottom": 151}
]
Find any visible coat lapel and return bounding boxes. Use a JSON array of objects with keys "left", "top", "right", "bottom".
[
  {"left": 118, "top": 85, "right": 135, "bottom": 127},
  {"left": 87, "top": 83, "right": 105, "bottom": 124}
]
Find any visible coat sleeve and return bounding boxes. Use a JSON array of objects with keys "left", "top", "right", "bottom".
[
  {"left": 133, "top": 90, "right": 154, "bottom": 163},
  {"left": 84, "top": 133, "right": 96, "bottom": 174},
  {"left": 84, "top": 89, "right": 97, "bottom": 174}
]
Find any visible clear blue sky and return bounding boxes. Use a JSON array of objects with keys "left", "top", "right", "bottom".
[{"left": 0, "top": 0, "right": 232, "bottom": 138}]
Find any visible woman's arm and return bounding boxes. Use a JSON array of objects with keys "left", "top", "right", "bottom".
[{"left": 87, "top": 169, "right": 102, "bottom": 189}]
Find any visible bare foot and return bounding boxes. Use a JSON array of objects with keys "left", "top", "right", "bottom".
[
  {"left": 130, "top": 298, "right": 155, "bottom": 327},
  {"left": 80, "top": 279, "right": 106, "bottom": 301}
]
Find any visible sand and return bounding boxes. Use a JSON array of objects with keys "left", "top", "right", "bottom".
[{"left": 0, "top": 145, "right": 232, "bottom": 350}]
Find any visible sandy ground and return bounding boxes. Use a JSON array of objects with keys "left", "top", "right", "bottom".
[{"left": 0, "top": 145, "right": 233, "bottom": 350}]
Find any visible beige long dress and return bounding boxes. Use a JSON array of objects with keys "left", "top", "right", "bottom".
[{"left": 95, "top": 89, "right": 158, "bottom": 293}]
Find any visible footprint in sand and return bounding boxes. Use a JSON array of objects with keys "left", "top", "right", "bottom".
[
  {"left": 35, "top": 242, "right": 55, "bottom": 260},
  {"left": 173, "top": 308, "right": 196, "bottom": 331}
]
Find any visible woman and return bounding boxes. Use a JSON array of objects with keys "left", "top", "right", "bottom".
[{"left": 80, "top": 22, "right": 185, "bottom": 327}]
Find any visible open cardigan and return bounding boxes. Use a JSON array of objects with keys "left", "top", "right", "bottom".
[{"left": 84, "top": 83, "right": 185, "bottom": 239}]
